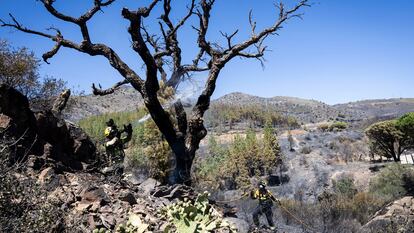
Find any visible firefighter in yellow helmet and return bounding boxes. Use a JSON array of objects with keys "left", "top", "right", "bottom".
[
  {"left": 104, "top": 119, "right": 132, "bottom": 171},
  {"left": 250, "top": 180, "right": 280, "bottom": 230}
]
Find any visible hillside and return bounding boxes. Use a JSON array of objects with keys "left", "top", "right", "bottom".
[
  {"left": 64, "top": 87, "right": 144, "bottom": 122},
  {"left": 334, "top": 98, "right": 414, "bottom": 121},
  {"left": 213, "top": 92, "right": 339, "bottom": 124},
  {"left": 64, "top": 88, "right": 414, "bottom": 127}
]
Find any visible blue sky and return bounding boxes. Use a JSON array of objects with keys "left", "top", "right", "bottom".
[{"left": 1, "top": 0, "right": 413, "bottom": 104}]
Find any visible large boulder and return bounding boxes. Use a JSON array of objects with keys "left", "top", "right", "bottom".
[
  {"left": 0, "top": 84, "right": 37, "bottom": 135},
  {"left": 66, "top": 121, "right": 96, "bottom": 161},
  {"left": 0, "top": 85, "right": 96, "bottom": 170},
  {"left": 34, "top": 111, "right": 96, "bottom": 169},
  {"left": 0, "top": 84, "right": 42, "bottom": 161},
  {"left": 360, "top": 196, "right": 414, "bottom": 233}
]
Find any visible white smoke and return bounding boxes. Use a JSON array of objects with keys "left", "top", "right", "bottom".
[
  {"left": 137, "top": 114, "right": 151, "bottom": 124},
  {"left": 134, "top": 77, "right": 204, "bottom": 125}
]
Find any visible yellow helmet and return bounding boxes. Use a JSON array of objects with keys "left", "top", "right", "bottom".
[{"left": 104, "top": 127, "right": 111, "bottom": 137}]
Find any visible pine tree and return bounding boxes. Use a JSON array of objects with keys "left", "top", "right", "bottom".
[
  {"left": 262, "top": 119, "right": 281, "bottom": 174},
  {"left": 227, "top": 135, "right": 250, "bottom": 189}
]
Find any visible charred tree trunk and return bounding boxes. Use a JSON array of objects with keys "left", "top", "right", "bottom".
[{"left": 51, "top": 89, "right": 71, "bottom": 117}]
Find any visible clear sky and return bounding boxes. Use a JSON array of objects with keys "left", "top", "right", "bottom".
[{"left": 1, "top": 0, "right": 413, "bottom": 104}]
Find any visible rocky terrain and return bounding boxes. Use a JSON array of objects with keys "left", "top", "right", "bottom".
[
  {"left": 2, "top": 84, "right": 414, "bottom": 233},
  {"left": 361, "top": 196, "right": 414, "bottom": 233},
  {"left": 0, "top": 85, "right": 235, "bottom": 232}
]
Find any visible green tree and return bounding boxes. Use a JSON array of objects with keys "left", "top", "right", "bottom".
[
  {"left": 365, "top": 120, "right": 407, "bottom": 162},
  {"left": 0, "top": 40, "right": 66, "bottom": 109},
  {"left": 397, "top": 112, "right": 414, "bottom": 143},
  {"left": 245, "top": 129, "right": 260, "bottom": 176},
  {"left": 262, "top": 119, "right": 281, "bottom": 174},
  {"left": 195, "top": 135, "right": 229, "bottom": 189},
  {"left": 227, "top": 135, "right": 250, "bottom": 189}
]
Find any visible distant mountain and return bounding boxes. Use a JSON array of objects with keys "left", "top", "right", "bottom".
[
  {"left": 213, "top": 92, "right": 340, "bottom": 124},
  {"left": 64, "top": 88, "right": 414, "bottom": 125},
  {"left": 64, "top": 87, "right": 144, "bottom": 122},
  {"left": 333, "top": 98, "right": 414, "bottom": 120}
]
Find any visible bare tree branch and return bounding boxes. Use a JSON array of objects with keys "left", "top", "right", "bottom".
[
  {"left": 142, "top": 23, "right": 169, "bottom": 82},
  {"left": 1, "top": 13, "right": 146, "bottom": 94},
  {"left": 40, "top": 0, "right": 116, "bottom": 43},
  {"left": 220, "top": 0, "right": 310, "bottom": 64},
  {"left": 194, "top": 0, "right": 219, "bottom": 56},
  {"left": 186, "top": 0, "right": 310, "bottom": 158},
  {"left": 220, "top": 29, "right": 239, "bottom": 53},
  {"left": 92, "top": 80, "right": 129, "bottom": 96}
]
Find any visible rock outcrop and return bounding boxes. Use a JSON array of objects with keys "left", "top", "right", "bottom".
[
  {"left": 0, "top": 84, "right": 96, "bottom": 170},
  {"left": 361, "top": 196, "right": 414, "bottom": 233}
]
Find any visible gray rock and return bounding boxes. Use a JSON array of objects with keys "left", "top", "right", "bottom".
[
  {"left": 139, "top": 178, "right": 160, "bottom": 196},
  {"left": 119, "top": 190, "right": 137, "bottom": 205},
  {"left": 360, "top": 196, "right": 414, "bottom": 233},
  {"left": 38, "top": 167, "right": 55, "bottom": 184},
  {"left": 81, "top": 186, "right": 110, "bottom": 205},
  {"left": 224, "top": 217, "right": 249, "bottom": 233}
]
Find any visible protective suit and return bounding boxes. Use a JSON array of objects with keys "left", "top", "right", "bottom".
[
  {"left": 251, "top": 181, "right": 280, "bottom": 229},
  {"left": 104, "top": 119, "right": 132, "bottom": 175}
]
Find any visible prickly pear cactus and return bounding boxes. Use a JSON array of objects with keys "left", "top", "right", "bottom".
[
  {"left": 116, "top": 214, "right": 149, "bottom": 233},
  {"left": 161, "top": 192, "right": 237, "bottom": 233},
  {"left": 93, "top": 228, "right": 111, "bottom": 233}
]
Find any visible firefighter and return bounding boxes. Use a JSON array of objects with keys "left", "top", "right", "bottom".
[
  {"left": 104, "top": 119, "right": 132, "bottom": 175},
  {"left": 251, "top": 181, "right": 280, "bottom": 230}
]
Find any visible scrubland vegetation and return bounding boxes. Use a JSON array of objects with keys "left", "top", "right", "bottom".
[
  {"left": 280, "top": 163, "right": 414, "bottom": 232},
  {"left": 205, "top": 103, "right": 300, "bottom": 130},
  {"left": 194, "top": 120, "right": 282, "bottom": 190}
]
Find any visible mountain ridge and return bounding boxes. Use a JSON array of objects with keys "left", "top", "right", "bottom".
[{"left": 64, "top": 88, "right": 414, "bottom": 124}]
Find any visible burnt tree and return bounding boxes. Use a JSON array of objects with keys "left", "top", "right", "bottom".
[{"left": 1, "top": 0, "right": 310, "bottom": 184}]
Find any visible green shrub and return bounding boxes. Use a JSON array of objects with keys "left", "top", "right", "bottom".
[
  {"left": 318, "top": 122, "right": 348, "bottom": 132},
  {"left": 329, "top": 121, "right": 348, "bottom": 131},
  {"left": 333, "top": 176, "right": 357, "bottom": 198},
  {"left": 369, "top": 163, "right": 414, "bottom": 201}
]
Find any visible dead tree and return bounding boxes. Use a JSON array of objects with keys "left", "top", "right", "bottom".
[{"left": 1, "top": 0, "right": 310, "bottom": 184}]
